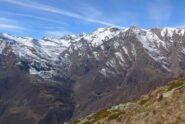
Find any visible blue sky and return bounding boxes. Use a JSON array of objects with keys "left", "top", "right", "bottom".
[{"left": 0, "top": 0, "right": 184, "bottom": 38}]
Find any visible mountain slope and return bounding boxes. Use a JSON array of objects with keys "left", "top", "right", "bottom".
[
  {"left": 72, "top": 78, "right": 185, "bottom": 124},
  {"left": 1, "top": 26, "right": 185, "bottom": 123},
  {"left": 0, "top": 49, "right": 74, "bottom": 124}
]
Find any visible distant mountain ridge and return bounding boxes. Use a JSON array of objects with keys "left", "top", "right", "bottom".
[
  {"left": 1, "top": 26, "right": 185, "bottom": 123},
  {"left": 1, "top": 27, "right": 185, "bottom": 79}
]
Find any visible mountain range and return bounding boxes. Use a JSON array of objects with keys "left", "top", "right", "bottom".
[{"left": 0, "top": 26, "right": 185, "bottom": 124}]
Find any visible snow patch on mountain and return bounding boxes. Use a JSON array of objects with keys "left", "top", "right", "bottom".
[
  {"left": 161, "top": 28, "right": 185, "bottom": 37},
  {"left": 99, "top": 67, "right": 116, "bottom": 77},
  {"left": 100, "top": 68, "right": 107, "bottom": 76},
  {"left": 0, "top": 41, "right": 6, "bottom": 54},
  {"left": 84, "top": 27, "right": 120, "bottom": 47},
  {"left": 115, "top": 52, "right": 125, "bottom": 63},
  {"left": 136, "top": 29, "right": 166, "bottom": 58},
  {"left": 122, "top": 47, "right": 128, "bottom": 55}
]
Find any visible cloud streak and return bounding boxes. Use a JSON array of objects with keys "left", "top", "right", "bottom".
[
  {"left": 1, "top": 0, "right": 120, "bottom": 27},
  {"left": 0, "top": 23, "right": 24, "bottom": 30},
  {"left": 0, "top": 11, "right": 67, "bottom": 25},
  {"left": 0, "top": 17, "right": 24, "bottom": 30},
  {"left": 44, "top": 30, "right": 71, "bottom": 37}
]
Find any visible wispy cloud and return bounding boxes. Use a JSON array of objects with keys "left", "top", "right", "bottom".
[
  {"left": 0, "top": 11, "right": 67, "bottom": 25},
  {"left": 0, "top": 17, "right": 24, "bottom": 30},
  {"left": 0, "top": 23, "right": 23, "bottom": 30},
  {"left": 43, "top": 27, "right": 66, "bottom": 30},
  {"left": 1, "top": 0, "right": 121, "bottom": 27},
  {"left": 146, "top": 0, "right": 172, "bottom": 24},
  {"left": 44, "top": 30, "right": 71, "bottom": 37},
  {"left": 77, "top": 3, "right": 103, "bottom": 18},
  {"left": 42, "top": 26, "right": 71, "bottom": 37}
]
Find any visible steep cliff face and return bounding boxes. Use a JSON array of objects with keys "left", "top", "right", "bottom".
[
  {"left": 72, "top": 78, "right": 185, "bottom": 124},
  {"left": 1, "top": 26, "right": 185, "bottom": 123}
]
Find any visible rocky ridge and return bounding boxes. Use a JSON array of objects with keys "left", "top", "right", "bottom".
[{"left": 71, "top": 77, "right": 185, "bottom": 124}]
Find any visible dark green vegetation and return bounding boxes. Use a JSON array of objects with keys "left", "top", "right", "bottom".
[
  {"left": 167, "top": 80, "right": 184, "bottom": 91},
  {"left": 107, "top": 111, "right": 125, "bottom": 121},
  {"left": 70, "top": 119, "right": 80, "bottom": 124},
  {"left": 138, "top": 99, "right": 148, "bottom": 105},
  {"left": 90, "top": 109, "right": 110, "bottom": 122}
]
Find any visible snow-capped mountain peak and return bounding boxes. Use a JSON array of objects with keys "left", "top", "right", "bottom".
[
  {"left": 1, "top": 26, "right": 185, "bottom": 79},
  {"left": 83, "top": 27, "right": 121, "bottom": 47}
]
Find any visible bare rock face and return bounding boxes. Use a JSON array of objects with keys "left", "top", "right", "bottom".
[{"left": 1, "top": 27, "right": 185, "bottom": 123}]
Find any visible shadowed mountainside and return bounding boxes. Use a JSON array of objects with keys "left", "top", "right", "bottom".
[{"left": 0, "top": 51, "right": 74, "bottom": 124}]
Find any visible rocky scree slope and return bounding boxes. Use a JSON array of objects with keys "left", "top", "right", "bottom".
[
  {"left": 72, "top": 77, "right": 185, "bottom": 124},
  {"left": 1, "top": 26, "right": 185, "bottom": 123}
]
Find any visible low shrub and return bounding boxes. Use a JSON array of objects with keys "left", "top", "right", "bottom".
[
  {"left": 167, "top": 81, "right": 184, "bottom": 91},
  {"left": 70, "top": 119, "right": 80, "bottom": 124},
  {"left": 91, "top": 109, "right": 110, "bottom": 122},
  {"left": 107, "top": 111, "right": 125, "bottom": 121}
]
